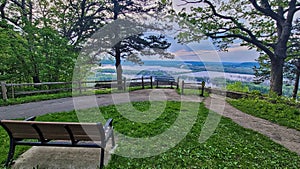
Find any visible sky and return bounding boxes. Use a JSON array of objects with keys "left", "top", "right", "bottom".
[
  {"left": 159, "top": 0, "right": 299, "bottom": 63},
  {"left": 140, "top": 0, "right": 261, "bottom": 62},
  {"left": 169, "top": 38, "right": 259, "bottom": 62},
  {"left": 141, "top": 34, "right": 259, "bottom": 63}
]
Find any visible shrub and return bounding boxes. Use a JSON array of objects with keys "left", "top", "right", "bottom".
[{"left": 226, "top": 82, "right": 249, "bottom": 93}]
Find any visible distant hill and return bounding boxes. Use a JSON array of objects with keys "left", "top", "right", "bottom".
[{"left": 100, "top": 60, "right": 260, "bottom": 75}]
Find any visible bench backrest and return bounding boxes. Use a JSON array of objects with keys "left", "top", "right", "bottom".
[{"left": 0, "top": 120, "right": 105, "bottom": 142}]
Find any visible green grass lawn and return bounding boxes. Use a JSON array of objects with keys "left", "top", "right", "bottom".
[
  {"left": 1, "top": 101, "right": 300, "bottom": 168},
  {"left": 228, "top": 98, "right": 300, "bottom": 131}
]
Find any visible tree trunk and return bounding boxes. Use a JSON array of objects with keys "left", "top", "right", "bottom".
[
  {"left": 270, "top": 57, "right": 284, "bottom": 96},
  {"left": 292, "top": 60, "right": 300, "bottom": 99},
  {"left": 32, "top": 75, "right": 41, "bottom": 83},
  {"left": 115, "top": 47, "right": 123, "bottom": 90},
  {"left": 292, "top": 70, "right": 299, "bottom": 100}
]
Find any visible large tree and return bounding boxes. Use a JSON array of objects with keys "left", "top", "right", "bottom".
[
  {"left": 178, "top": 0, "right": 300, "bottom": 95},
  {"left": 49, "top": 0, "right": 107, "bottom": 47},
  {"left": 96, "top": 0, "right": 170, "bottom": 89},
  {"left": 0, "top": 20, "right": 30, "bottom": 82},
  {"left": 109, "top": 33, "right": 173, "bottom": 89},
  {"left": 254, "top": 18, "right": 300, "bottom": 98},
  {"left": 284, "top": 59, "right": 300, "bottom": 99},
  {"left": 77, "top": 16, "right": 174, "bottom": 89},
  {"left": 0, "top": 0, "right": 79, "bottom": 83},
  {"left": 284, "top": 18, "right": 300, "bottom": 99}
]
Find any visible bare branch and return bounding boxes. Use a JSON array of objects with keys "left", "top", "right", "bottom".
[
  {"left": 189, "top": 0, "right": 262, "bottom": 44},
  {"left": 210, "top": 33, "right": 275, "bottom": 59},
  {"left": 249, "top": 0, "right": 284, "bottom": 23},
  {"left": 177, "top": 0, "right": 202, "bottom": 7},
  {"left": 286, "top": 0, "right": 298, "bottom": 24},
  {"left": 10, "top": 0, "right": 23, "bottom": 8},
  {"left": 0, "top": 0, "right": 7, "bottom": 19}
]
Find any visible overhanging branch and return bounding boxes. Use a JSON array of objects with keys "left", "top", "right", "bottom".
[
  {"left": 178, "top": 0, "right": 202, "bottom": 6},
  {"left": 210, "top": 33, "right": 275, "bottom": 59},
  {"left": 249, "top": 0, "right": 284, "bottom": 23},
  {"left": 182, "top": 0, "right": 263, "bottom": 47}
]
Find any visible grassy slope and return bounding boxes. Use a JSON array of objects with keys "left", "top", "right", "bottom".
[
  {"left": 0, "top": 101, "right": 300, "bottom": 168},
  {"left": 228, "top": 98, "right": 300, "bottom": 131}
]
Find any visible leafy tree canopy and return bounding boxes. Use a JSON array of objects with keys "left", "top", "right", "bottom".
[{"left": 176, "top": 0, "right": 300, "bottom": 95}]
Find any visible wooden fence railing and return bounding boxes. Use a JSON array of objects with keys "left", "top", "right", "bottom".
[
  {"left": 0, "top": 76, "right": 177, "bottom": 101},
  {"left": 178, "top": 79, "right": 248, "bottom": 99},
  {"left": 178, "top": 80, "right": 206, "bottom": 96}
]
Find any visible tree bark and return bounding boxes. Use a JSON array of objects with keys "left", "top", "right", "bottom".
[
  {"left": 270, "top": 57, "right": 284, "bottom": 96},
  {"left": 292, "top": 70, "right": 300, "bottom": 99},
  {"left": 115, "top": 46, "right": 123, "bottom": 90},
  {"left": 292, "top": 60, "right": 300, "bottom": 99},
  {"left": 32, "top": 75, "right": 40, "bottom": 83}
]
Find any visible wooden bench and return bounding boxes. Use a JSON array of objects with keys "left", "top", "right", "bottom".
[{"left": 0, "top": 117, "right": 115, "bottom": 168}]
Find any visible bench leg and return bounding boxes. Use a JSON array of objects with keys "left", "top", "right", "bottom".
[
  {"left": 111, "top": 130, "right": 116, "bottom": 148},
  {"left": 99, "top": 148, "right": 104, "bottom": 169},
  {"left": 5, "top": 139, "right": 16, "bottom": 167}
]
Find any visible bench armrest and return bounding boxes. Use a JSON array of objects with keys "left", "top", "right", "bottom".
[
  {"left": 103, "top": 118, "right": 113, "bottom": 130},
  {"left": 25, "top": 116, "right": 36, "bottom": 121}
]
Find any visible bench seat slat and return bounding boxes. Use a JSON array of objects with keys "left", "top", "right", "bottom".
[
  {"left": 2, "top": 122, "right": 40, "bottom": 139},
  {"left": 16, "top": 141, "right": 103, "bottom": 148},
  {"left": 1, "top": 120, "right": 106, "bottom": 141}
]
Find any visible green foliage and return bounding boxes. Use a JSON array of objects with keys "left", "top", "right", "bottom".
[
  {"left": 0, "top": 22, "right": 77, "bottom": 83},
  {"left": 226, "top": 82, "right": 249, "bottom": 93},
  {"left": 10, "top": 101, "right": 298, "bottom": 168},
  {"left": 0, "top": 1, "right": 79, "bottom": 83},
  {"left": 228, "top": 98, "right": 300, "bottom": 131},
  {"left": 0, "top": 22, "right": 31, "bottom": 82},
  {"left": 248, "top": 90, "right": 262, "bottom": 96},
  {"left": 0, "top": 92, "right": 73, "bottom": 106},
  {"left": 36, "top": 27, "right": 77, "bottom": 82}
]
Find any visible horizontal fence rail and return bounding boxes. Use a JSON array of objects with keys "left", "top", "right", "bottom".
[
  {"left": 0, "top": 76, "right": 178, "bottom": 101},
  {"left": 178, "top": 79, "right": 249, "bottom": 99},
  {"left": 0, "top": 77, "right": 253, "bottom": 101}
]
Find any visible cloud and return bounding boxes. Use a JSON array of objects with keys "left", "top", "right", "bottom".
[{"left": 170, "top": 43, "right": 259, "bottom": 62}]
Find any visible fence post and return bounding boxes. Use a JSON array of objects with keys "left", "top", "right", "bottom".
[
  {"left": 11, "top": 82, "right": 15, "bottom": 99},
  {"left": 78, "top": 81, "right": 82, "bottom": 94},
  {"left": 123, "top": 77, "right": 126, "bottom": 91},
  {"left": 150, "top": 76, "right": 153, "bottom": 89},
  {"left": 177, "top": 77, "right": 180, "bottom": 89},
  {"left": 142, "top": 76, "right": 144, "bottom": 89},
  {"left": 83, "top": 81, "right": 87, "bottom": 92},
  {"left": 1, "top": 81, "right": 8, "bottom": 101},
  {"left": 200, "top": 81, "right": 205, "bottom": 97},
  {"left": 181, "top": 80, "right": 184, "bottom": 95}
]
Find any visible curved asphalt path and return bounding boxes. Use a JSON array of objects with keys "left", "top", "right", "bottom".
[{"left": 0, "top": 89, "right": 201, "bottom": 120}]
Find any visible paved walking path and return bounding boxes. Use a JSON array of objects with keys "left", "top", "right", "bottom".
[
  {"left": 204, "top": 94, "right": 300, "bottom": 156},
  {"left": 0, "top": 89, "right": 200, "bottom": 120},
  {"left": 1, "top": 89, "right": 300, "bottom": 168}
]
